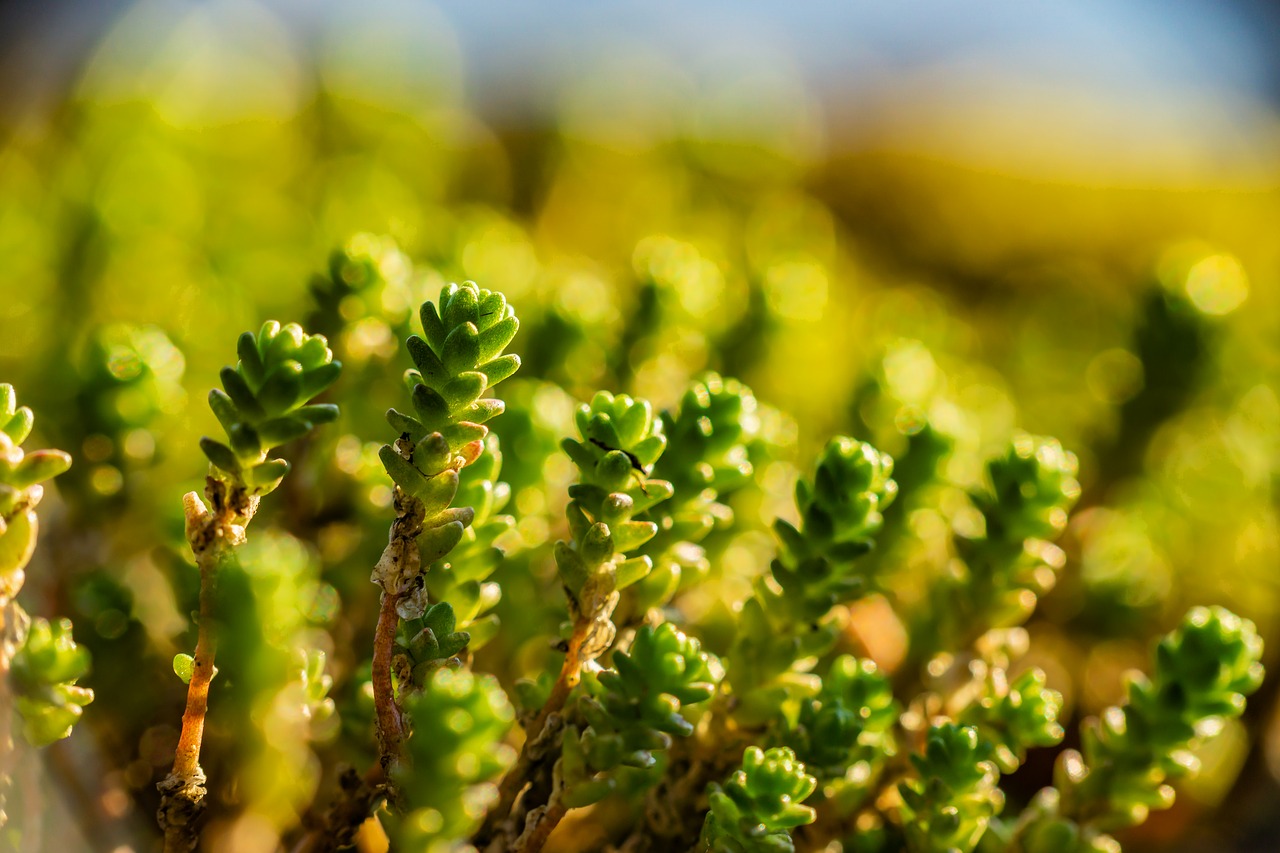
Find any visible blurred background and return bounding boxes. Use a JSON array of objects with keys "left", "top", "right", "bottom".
[{"left": 1, "top": 1, "right": 1279, "bottom": 851}]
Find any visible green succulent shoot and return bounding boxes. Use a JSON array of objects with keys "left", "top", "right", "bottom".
[
  {"left": 383, "top": 281, "right": 520, "bottom": 467},
  {"left": 699, "top": 746, "right": 818, "bottom": 853},
  {"left": 396, "top": 601, "right": 472, "bottom": 679},
  {"left": 958, "top": 666, "right": 1065, "bottom": 775},
  {"left": 785, "top": 656, "right": 899, "bottom": 785},
  {"left": 0, "top": 384, "right": 72, "bottom": 594},
  {"left": 561, "top": 623, "right": 722, "bottom": 807},
  {"left": 773, "top": 436, "right": 897, "bottom": 618},
  {"left": 731, "top": 437, "right": 896, "bottom": 724},
  {"left": 203, "top": 321, "right": 341, "bottom": 494},
  {"left": 1015, "top": 606, "right": 1265, "bottom": 852},
  {"left": 553, "top": 392, "right": 675, "bottom": 663},
  {"left": 974, "top": 433, "right": 1081, "bottom": 544},
  {"left": 425, "top": 432, "right": 517, "bottom": 652},
  {"left": 635, "top": 373, "right": 758, "bottom": 610},
  {"left": 373, "top": 281, "right": 520, "bottom": 602},
  {"left": 898, "top": 723, "right": 1004, "bottom": 853},
  {"left": 10, "top": 617, "right": 94, "bottom": 747},
  {"left": 916, "top": 434, "right": 1081, "bottom": 664}
]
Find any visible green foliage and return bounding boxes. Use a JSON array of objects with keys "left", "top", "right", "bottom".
[
  {"left": 392, "top": 668, "right": 516, "bottom": 852},
  {"left": 975, "top": 434, "right": 1081, "bottom": 544},
  {"left": 774, "top": 436, "right": 897, "bottom": 618},
  {"left": 552, "top": 391, "right": 674, "bottom": 661},
  {"left": 425, "top": 432, "right": 517, "bottom": 649},
  {"left": 0, "top": 389, "right": 71, "bottom": 585},
  {"left": 561, "top": 623, "right": 721, "bottom": 806},
  {"left": 0, "top": 385, "right": 72, "bottom": 527},
  {"left": 1011, "top": 607, "right": 1265, "bottom": 852},
  {"left": 0, "top": 237, "right": 1270, "bottom": 853},
  {"left": 371, "top": 282, "right": 520, "bottom": 672},
  {"left": 899, "top": 724, "right": 1004, "bottom": 853},
  {"left": 201, "top": 321, "right": 341, "bottom": 493},
  {"left": 699, "top": 746, "right": 818, "bottom": 853},
  {"left": 730, "top": 436, "right": 896, "bottom": 723},
  {"left": 636, "top": 373, "right": 757, "bottom": 610},
  {"left": 783, "top": 656, "right": 898, "bottom": 783},
  {"left": 297, "top": 649, "right": 336, "bottom": 731},
  {"left": 915, "top": 435, "right": 1081, "bottom": 664},
  {"left": 383, "top": 281, "right": 520, "bottom": 462},
  {"left": 960, "top": 666, "right": 1065, "bottom": 776},
  {"left": 397, "top": 601, "right": 472, "bottom": 676},
  {"left": 0, "top": 386, "right": 89, "bottom": 756},
  {"left": 10, "top": 617, "right": 94, "bottom": 747}
]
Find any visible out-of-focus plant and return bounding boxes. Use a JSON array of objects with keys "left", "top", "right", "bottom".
[
  {"left": 0, "top": 385, "right": 89, "bottom": 832},
  {"left": 0, "top": 197, "right": 1270, "bottom": 853}
]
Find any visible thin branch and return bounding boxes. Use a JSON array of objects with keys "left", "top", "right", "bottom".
[
  {"left": 369, "top": 481, "right": 425, "bottom": 773},
  {"left": 157, "top": 479, "right": 257, "bottom": 853},
  {"left": 289, "top": 764, "right": 387, "bottom": 853},
  {"left": 475, "top": 616, "right": 588, "bottom": 848},
  {"left": 372, "top": 590, "right": 406, "bottom": 768}
]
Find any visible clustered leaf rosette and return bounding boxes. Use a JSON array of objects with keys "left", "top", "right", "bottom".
[
  {"left": 974, "top": 434, "right": 1081, "bottom": 544},
  {"left": 1011, "top": 607, "right": 1265, "bottom": 853},
  {"left": 203, "top": 322, "right": 341, "bottom": 494},
  {"left": 553, "top": 392, "right": 674, "bottom": 663},
  {"left": 957, "top": 665, "right": 1065, "bottom": 776},
  {"left": 383, "top": 281, "right": 520, "bottom": 461},
  {"left": 0, "top": 385, "right": 72, "bottom": 595},
  {"left": 773, "top": 437, "right": 897, "bottom": 618},
  {"left": 10, "top": 616, "right": 94, "bottom": 746},
  {"left": 635, "top": 374, "right": 757, "bottom": 611},
  {"left": 396, "top": 601, "right": 471, "bottom": 680},
  {"left": 918, "top": 435, "right": 1080, "bottom": 663},
  {"left": 376, "top": 282, "right": 518, "bottom": 582},
  {"left": 390, "top": 668, "right": 516, "bottom": 852},
  {"left": 898, "top": 724, "right": 1004, "bottom": 853},
  {"left": 783, "top": 656, "right": 899, "bottom": 787},
  {"left": 699, "top": 746, "right": 817, "bottom": 853},
  {"left": 560, "top": 624, "right": 722, "bottom": 806},
  {"left": 731, "top": 437, "right": 896, "bottom": 724}
]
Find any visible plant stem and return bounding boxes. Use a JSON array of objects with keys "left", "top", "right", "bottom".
[
  {"left": 171, "top": 546, "right": 220, "bottom": 780},
  {"left": 513, "top": 796, "right": 567, "bottom": 853},
  {"left": 369, "top": 483, "right": 425, "bottom": 772},
  {"left": 372, "top": 590, "right": 405, "bottom": 767},
  {"left": 476, "top": 617, "right": 588, "bottom": 847},
  {"left": 157, "top": 481, "right": 256, "bottom": 853}
]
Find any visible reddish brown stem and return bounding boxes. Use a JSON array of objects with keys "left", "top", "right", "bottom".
[
  {"left": 476, "top": 619, "right": 586, "bottom": 847},
  {"left": 171, "top": 553, "right": 219, "bottom": 782},
  {"left": 157, "top": 482, "right": 256, "bottom": 853},
  {"left": 515, "top": 797, "right": 567, "bottom": 853},
  {"left": 372, "top": 591, "right": 405, "bottom": 769}
]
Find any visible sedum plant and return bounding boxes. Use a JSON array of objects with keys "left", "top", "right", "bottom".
[
  {"left": 157, "top": 323, "right": 341, "bottom": 852},
  {"left": 700, "top": 746, "right": 818, "bottom": 853},
  {"left": 1, "top": 239, "right": 1265, "bottom": 853}
]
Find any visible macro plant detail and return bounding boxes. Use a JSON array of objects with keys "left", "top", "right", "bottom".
[
  {"left": 157, "top": 325, "right": 342, "bottom": 852},
  {"left": 699, "top": 746, "right": 818, "bottom": 853},
  {"left": 0, "top": 233, "right": 1269, "bottom": 853},
  {"left": 369, "top": 280, "right": 521, "bottom": 775}
]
